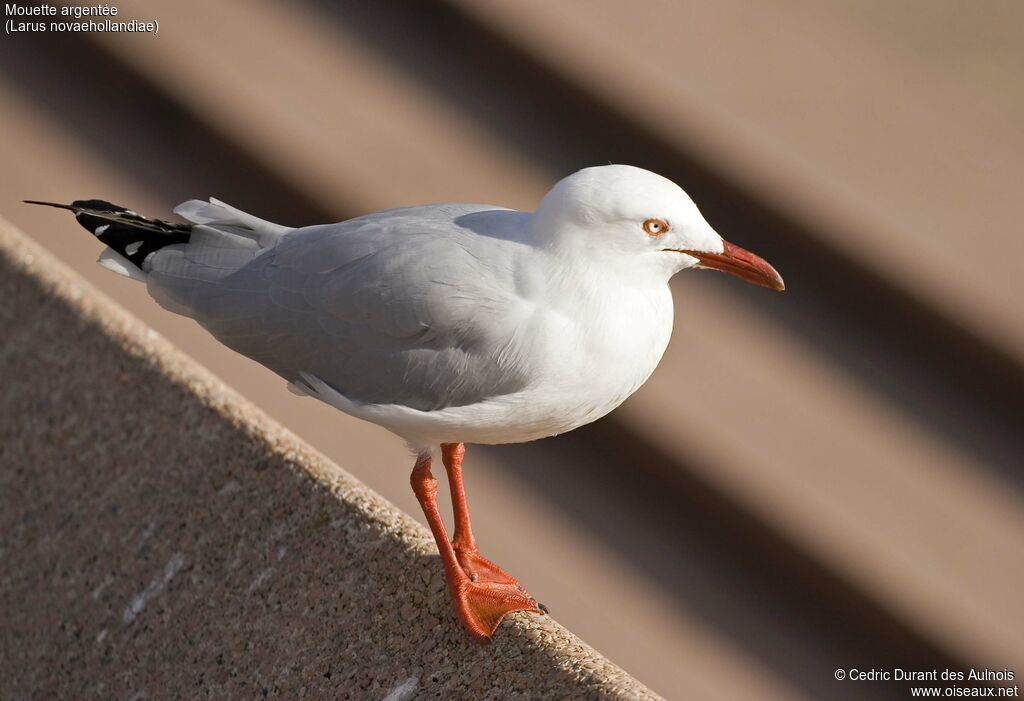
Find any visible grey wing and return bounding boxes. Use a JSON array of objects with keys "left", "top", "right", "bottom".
[{"left": 150, "top": 205, "right": 534, "bottom": 411}]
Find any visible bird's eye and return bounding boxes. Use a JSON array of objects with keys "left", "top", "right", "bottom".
[{"left": 642, "top": 218, "right": 669, "bottom": 237}]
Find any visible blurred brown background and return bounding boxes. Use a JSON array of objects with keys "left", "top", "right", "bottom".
[{"left": 1, "top": 1, "right": 1022, "bottom": 698}]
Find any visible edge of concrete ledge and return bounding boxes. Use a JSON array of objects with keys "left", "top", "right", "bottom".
[{"left": 0, "top": 217, "right": 662, "bottom": 700}]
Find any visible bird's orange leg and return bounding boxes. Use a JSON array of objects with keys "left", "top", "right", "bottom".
[
  {"left": 441, "top": 442, "right": 527, "bottom": 590},
  {"left": 411, "top": 451, "right": 539, "bottom": 640}
]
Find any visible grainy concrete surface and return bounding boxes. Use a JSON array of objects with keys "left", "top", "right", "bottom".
[{"left": 0, "top": 218, "right": 660, "bottom": 700}]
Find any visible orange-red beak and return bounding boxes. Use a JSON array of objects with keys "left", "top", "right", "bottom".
[{"left": 677, "top": 240, "right": 785, "bottom": 291}]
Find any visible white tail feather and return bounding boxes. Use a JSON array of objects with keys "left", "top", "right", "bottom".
[{"left": 97, "top": 248, "right": 148, "bottom": 282}]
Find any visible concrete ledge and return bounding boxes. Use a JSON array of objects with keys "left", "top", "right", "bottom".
[{"left": 0, "top": 219, "right": 659, "bottom": 700}]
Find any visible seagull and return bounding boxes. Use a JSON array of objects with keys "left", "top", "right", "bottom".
[{"left": 28, "top": 165, "right": 783, "bottom": 641}]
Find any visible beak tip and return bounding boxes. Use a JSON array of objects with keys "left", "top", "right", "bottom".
[{"left": 682, "top": 240, "right": 786, "bottom": 292}]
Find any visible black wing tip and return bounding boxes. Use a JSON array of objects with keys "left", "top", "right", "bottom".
[{"left": 71, "top": 199, "right": 129, "bottom": 212}]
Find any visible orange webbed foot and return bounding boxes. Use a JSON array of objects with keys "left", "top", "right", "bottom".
[{"left": 451, "top": 577, "right": 542, "bottom": 641}]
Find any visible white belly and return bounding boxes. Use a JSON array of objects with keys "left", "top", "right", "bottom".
[
  {"left": 310, "top": 277, "right": 676, "bottom": 449},
  {"left": 380, "top": 283, "right": 673, "bottom": 446}
]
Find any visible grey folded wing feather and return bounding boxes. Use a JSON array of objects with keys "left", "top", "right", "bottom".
[{"left": 146, "top": 204, "right": 534, "bottom": 411}]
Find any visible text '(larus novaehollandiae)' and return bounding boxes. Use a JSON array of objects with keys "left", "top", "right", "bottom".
[{"left": 29, "top": 165, "right": 784, "bottom": 640}]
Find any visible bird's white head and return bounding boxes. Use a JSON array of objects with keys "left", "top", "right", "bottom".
[{"left": 532, "top": 165, "right": 784, "bottom": 290}]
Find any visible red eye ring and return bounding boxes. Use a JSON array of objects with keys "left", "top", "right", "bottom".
[{"left": 643, "top": 218, "right": 669, "bottom": 237}]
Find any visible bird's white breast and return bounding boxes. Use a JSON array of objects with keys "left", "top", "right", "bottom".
[{"left": 515, "top": 272, "right": 674, "bottom": 437}]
